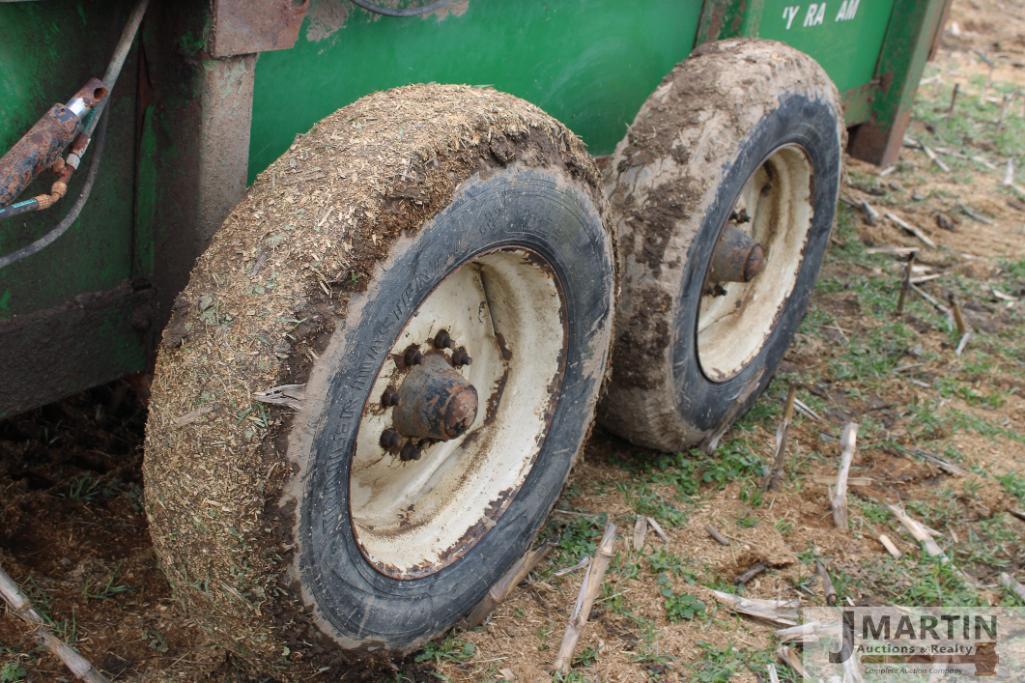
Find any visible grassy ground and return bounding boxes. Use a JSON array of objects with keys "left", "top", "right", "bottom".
[{"left": 1, "top": 2, "right": 1024, "bottom": 681}]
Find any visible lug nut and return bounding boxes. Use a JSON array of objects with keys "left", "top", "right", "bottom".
[
  {"left": 399, "top": 442, "right": 422, "bottom": 462},
  {"left": 434, "top": 329, "right": 453, "bottom": 349},
  {"left": 379, "top": 428, "right": 401, "bottom": 450},
  {"left": 381, "top": 386, "right": 399, "bottom": 406},
  {"left": 403, "top": 345, "right": 423, "bottom": 366},
  {"left": 451, "top": 347, "right": 472, "bottom": 367}
]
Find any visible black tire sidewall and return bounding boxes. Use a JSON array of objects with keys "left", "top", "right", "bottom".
[
  {"left": 672, "top": 93, "right": 840, "bottom": 435},
  {"left": 298, "top": 168, "right": 612, "bottom": 649}
]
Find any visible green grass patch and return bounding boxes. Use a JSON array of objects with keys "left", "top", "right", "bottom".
[
  {"left": 686, "top": 644, "right": 787, "bottom": 683},
  {"left": 0, "top": 663, "right": 26, "bottom": 683},
  {"left": 620, "top": 484, "right": 686, "bottom": 527},
  {"left": 415, "top": 636, "right": 476, "bottom": 666},
  {"left": 618, "top": 436, "right": 765, "bottom": 501},
  {"left": 913, "top": 79, "right": 1025, "bottom": 163},
  {"left": 956, "top": 514, "right": 1018, "bottom": 573},
  {"left": 865, "top": 555, "right": 985, "bottom": 607},
  {"left": 997, "top": 472, "right": 1025, "bottom": 505},
  {"left": 828, "top": 319, "right": 916, "bottom": 382},
  {"left": 658, "top": 575, "right": 706, "bottom": 623},
  {"left": 83, "top": 567, "right": 130, "bottom": 601},
  {"left": 544, "top": 512, "right": 606, "bottom": 568},
  {"left": 947, "top": 409, "right": 1025, "bottom": 444},
  {"left": 646, "top": 548, "right": 686, "bottom": 578}
]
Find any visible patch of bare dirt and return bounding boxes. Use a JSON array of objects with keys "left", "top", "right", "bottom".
[{"left": 0, "top": 384, "right": 214, "bottom": 680}]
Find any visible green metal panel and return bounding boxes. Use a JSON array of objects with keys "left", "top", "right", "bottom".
[
  {"left": 756, "top": 0, "right": 895, "bottom": 93},
  {"left": 249, "top": 0, "right": 703, "bottom": 179},
  {"left": 0, "top": 0, "right": 140, "bottom": 319}
]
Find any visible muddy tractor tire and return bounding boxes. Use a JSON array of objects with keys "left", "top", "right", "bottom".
[
  {"left": 143, "top": 85, "right": 615, "bottom": 663},
  {"left": 599, "top": 39, "right": 843, "bottom": 452}
]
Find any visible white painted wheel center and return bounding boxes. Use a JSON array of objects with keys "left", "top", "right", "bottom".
[
  {"left": 350, "top": 249, "right": 565, "bottom": 578},
  {"left": 697, "top": 145, "right": 814, "bottom": 382}
]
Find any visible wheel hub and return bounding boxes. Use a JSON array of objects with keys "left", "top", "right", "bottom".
[
  {"left": 697, "top": 144, "right": 814, "bottom": 382},
  {"left": 349, "top": 248, "right": 566, "bottom": 579},
  {"left": 392, "top": 352, "right": 479, "bottom": 442},
  {"left": 709, "top": 225, "right": 767, "bottom": 283}
]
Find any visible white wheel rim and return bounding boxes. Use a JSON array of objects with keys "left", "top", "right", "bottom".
[
  {"left": 697, "top": 145, "right": 814, "bottom": 382},
  {"left": 350, "top": 248, "right": 566, "bottom": 578}
]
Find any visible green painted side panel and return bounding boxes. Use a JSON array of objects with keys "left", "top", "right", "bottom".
[
  {"left": 249, "top": 0, "right": 703, "bottom": 179},
  {"left": 0, "top": 0, "right": 139, "bottom": 320},
  {"left": 756, "top": 0, "right": 896, "bottom": 93},
  {"left": 134, "top": 106, "right": 158, "bottom": 279},
  {"left": 869, "top": 0, "right": 949, "bottom": 124},
  {"left": 841, "top": 85, "right": 874, "bottom": 124}
]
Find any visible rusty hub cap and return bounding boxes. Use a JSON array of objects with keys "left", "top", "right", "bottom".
[
  {"left": 708, "top": 225, "right": 767, "bottom": 283},
  {"left": 392, "top": 353, "right": 479, "bottom": 441},
  {"left": 349, "top": 248, "right": 566, "bottom": 579},
  {"left": 698, "top": 145, "right": 815, "bottom": 382}
]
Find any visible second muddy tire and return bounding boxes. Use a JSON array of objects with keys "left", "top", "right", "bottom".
[
  {"left": 599, "top": 39, "right": 843, "bottom": 451},
  {"left": 143, "top": 85, "right": 614, "bottom": 668}
]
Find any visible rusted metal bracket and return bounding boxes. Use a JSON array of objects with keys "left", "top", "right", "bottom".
[{"left": 210, "top": 0, "right": 310, "bottom": 58}]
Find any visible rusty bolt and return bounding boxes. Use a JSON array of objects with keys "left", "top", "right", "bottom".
[
  {"left": 381, "top": 386, "right": 399, "bottom": 406},
  {"left": 403, "top": 345, "right": 423, "bottom": 366},
  {"left": 379, "top": 428, "right": 401, "bottom": 450},
  {"left": 451, "top": 347, "right": 472, "bottom": 367},
  {"left": 399, "top": 442, "right": 422, "bottom": 462},
  {"left": 433, "top": 329, "right": 453, "bottom": 349}
]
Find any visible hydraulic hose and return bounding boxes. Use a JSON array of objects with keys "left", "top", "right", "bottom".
[
  {"left": 0, "top": 111, "right": 107, "bottom": 270},
  {"left": 0, "top": 0, "right": 148, "bottom": 268}
]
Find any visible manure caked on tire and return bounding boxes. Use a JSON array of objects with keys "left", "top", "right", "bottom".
[
  {"left": 143, "top": 85, "right": 615, "bottom": 664},
  {"left": 599, "top": 39, "right": 843, "bottom": 452}
]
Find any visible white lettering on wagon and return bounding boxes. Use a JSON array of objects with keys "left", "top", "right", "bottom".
[
  {"left": 803, "top": 3, "right": 827, "bottom": 27},
  {"left": 836, "top": 0, "right": 860, "bottom": 22},
  {"left": 781, "top": 0, "right": 860, "bottom": 30},
  {"left": 783, "top": 5, "right": 800, "bottom": 30}
]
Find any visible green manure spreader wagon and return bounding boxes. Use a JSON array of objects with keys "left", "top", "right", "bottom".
[{"left": 0, "top": 0, "right": 950, "bottom": 669}]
